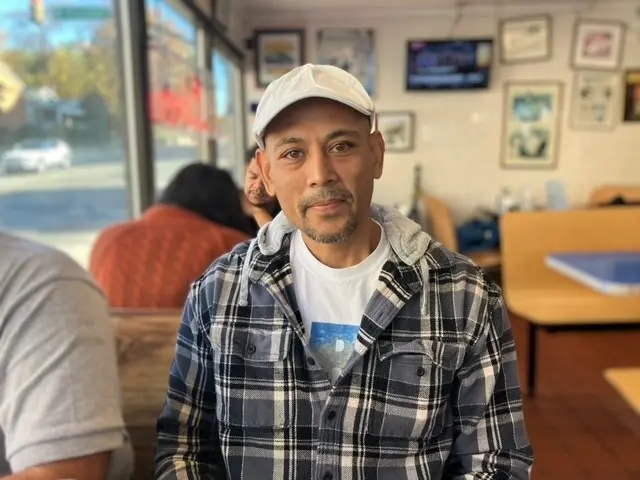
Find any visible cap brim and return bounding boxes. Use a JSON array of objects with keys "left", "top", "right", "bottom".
[{"left": 254, "top": 90, "right": 374, "bottom": 149}]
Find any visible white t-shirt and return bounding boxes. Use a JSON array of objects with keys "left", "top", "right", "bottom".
[{"left": 289, "top": 225, "right": 391, "bottom": 383}]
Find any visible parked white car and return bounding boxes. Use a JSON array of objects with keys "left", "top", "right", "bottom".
[{"left": 0, "top": 138, "right": 72, "bottom": 173}]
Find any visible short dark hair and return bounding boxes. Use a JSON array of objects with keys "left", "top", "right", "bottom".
[
  {"left": 246, "top": 144, "right": 259, "bottom": 164},
  {"left": 158, "top": 162, "right": 251, "bottom": 234}
]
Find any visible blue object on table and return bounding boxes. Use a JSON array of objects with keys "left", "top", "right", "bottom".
[{"left": 546, "top": 252, "right": 640, "bottom": 296}]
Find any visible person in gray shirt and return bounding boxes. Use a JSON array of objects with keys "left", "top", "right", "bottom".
[{"left": 0, "top": 233, "right": 133, "bottom": 479}]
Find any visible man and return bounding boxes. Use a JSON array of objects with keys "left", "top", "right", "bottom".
[
  {"left": 244, "top": 144, "right": 281, "bottom": 231},
  {"left": 0, "top": 233, "right": 133, "bottom": 479},
  {"left": 156, "top": 64, "right": 533, "bottom": 479}
]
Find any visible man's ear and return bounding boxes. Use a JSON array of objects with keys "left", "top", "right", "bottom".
[
  {"left": 256, "top": 149, "right": 276, "bottom": 197},
  {"left": 371, "top": 131, "right": 385, "bottom": 180}
]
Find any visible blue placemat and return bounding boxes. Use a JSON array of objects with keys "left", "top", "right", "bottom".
[{"left": 548, "top": 252, "right": 640, "bottom": 285}]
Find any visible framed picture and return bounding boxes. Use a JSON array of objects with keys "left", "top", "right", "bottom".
[
  {"left": 499, "top": 15, "right": 552, "bottom": 64},
  {"left": 623, "top": 69, "right": 640, "bottom": 122},
  {"left": 570, "top": 71, "right": 621, "bottom": 130},
  {"left": 570, "top": 20, "right": 626, "bottom": 70},
  {"left": 254, "top": 29, "right": 305, "bottom": 88},
  {"left": 377, "top": 112, "right": 415, "bottom": 152},
  {"left": 316, "top": 28, "right": 376, "bottom": 95},
  {"left": 501, "top": 81, "right": 564, "bottom": 169}
]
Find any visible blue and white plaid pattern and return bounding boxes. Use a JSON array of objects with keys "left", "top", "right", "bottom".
[{"left": 156, "top": 226, "right": 533, "bottom": 479}]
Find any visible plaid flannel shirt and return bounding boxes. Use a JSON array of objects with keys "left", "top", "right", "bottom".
[{"left": 156, "top": 205, "right": 533, "bottom": 480}]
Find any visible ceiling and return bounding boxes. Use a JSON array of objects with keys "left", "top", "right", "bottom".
[{"left": 239, "top": 0, "right": 594, "bottom": 13}]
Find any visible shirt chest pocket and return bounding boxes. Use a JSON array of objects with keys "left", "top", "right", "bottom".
[
  {"left": 210, "top": 324, "right": 293, "bottom": 429},
  {"left": 367, "top": 338, "right": 465, "bottom": 440}
]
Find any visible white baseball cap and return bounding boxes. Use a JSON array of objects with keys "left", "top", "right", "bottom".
[{"left": 252, "top": 63, "right": 377, "bottom": 150}]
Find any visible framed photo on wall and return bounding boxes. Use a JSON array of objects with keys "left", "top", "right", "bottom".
[
  {"left": 377, "top": 111, "right": 415, "bottom": 152},
  {"left": 499, "top": 14, "right": 552, "bottom": 64},
  {"left": 570, "top": 20, "right": 626, "bottom": 70},
  {"left": 623, "top": 69, "right": 640, "bottom": 122},
  {"left": 500, "top": 81, "right": 564, "bottom": 169},
  {"left": 254, "top": 29, "right": 305, "bottom": 88},
  {"left": 570, "top": 70, "right": 621, "bottom": 130},
  {"left": 316, "top": 28, "right": 376, "bottom": 95}
]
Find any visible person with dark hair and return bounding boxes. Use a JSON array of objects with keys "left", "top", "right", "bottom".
[
  {"left": 244, "top": 144, "right": 281, "bottom": 231},
  {"left": 160, "top": 162, "right": 252, "bottom": 235},
  {"left": 89, "top": 162, "right": 251, "bottom": 309}
]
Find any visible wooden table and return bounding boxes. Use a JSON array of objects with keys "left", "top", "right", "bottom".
[
  {"left": 605, "top": 368, "right": 640, "bottom": 416},
  {"left": 500, "top": 208, "right": 640, "bottom": 395}
]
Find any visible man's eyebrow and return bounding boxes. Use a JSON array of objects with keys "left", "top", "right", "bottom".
[
  {"left": 275, "top": 137, "right": 304, "bottom": 148},
  {"left": 273, "top": 130, "right": 361, "bottom": 149},
  {"left": 324, "top": 129, "right": 361, "bottom": 142}
]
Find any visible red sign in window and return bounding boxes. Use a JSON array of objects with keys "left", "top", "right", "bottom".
[{"left": 149, "top": 76, "right": 212, "bottom": 133}]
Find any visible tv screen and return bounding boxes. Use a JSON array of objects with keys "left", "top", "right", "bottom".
[{"left": 406, "top": 39, "right": 494, "bottom": 91}]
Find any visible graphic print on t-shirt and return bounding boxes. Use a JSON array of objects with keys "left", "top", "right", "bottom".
[
  {"left": 289, "top": 225, "right": 391, "bottom": 384},
  {"left": 310, "top": 322, "right": 360, "bottom": 382}
]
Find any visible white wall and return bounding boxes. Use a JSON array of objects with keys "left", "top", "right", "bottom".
[{"left": 241, "top": 2, "right": 640, "bottom": 219}]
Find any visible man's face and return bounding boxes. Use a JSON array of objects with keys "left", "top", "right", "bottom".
[
  {"left": 257, "top": 98, "right": 384, "bottom": 244},
  {"left": 244, "top": 157, "right": 274, "bottom": 207}
]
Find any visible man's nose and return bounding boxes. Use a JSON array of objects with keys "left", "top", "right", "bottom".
[{"left": 305, "top": 148, "right": 337, "bottom": 187}]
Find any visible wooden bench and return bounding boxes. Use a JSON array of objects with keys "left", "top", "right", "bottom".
[
  {"left": 500, "top": 208, "right": 640, "bottom": 395},
  {"left": 111, "top": 310, "right": 182, "bottom": 480},
  {"left": 588, "top": 185, "right": 640, "bottom": 207},
  {"left": 605, "top": 368, "right": 640, "bottom": 417}
]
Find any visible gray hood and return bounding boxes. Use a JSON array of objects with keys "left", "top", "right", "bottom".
[{"left": 238, "top": 203, "right": 432, "bottom": 307}]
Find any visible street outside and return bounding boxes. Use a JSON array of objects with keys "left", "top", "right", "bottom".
[
  {"left": 0, "top": 144, "right": 197, "bottom": 267},
  {"left": 0, "top": 3, "right": 243, "bottom": 269}
]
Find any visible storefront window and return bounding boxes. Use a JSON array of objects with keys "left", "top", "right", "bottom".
[
  {"left": 213, "top": 47, "right": 244, "bottom": 185},
  {"left": 146, "top": 0, "right": 200, "bottom": 192},
  {"left": 0, "top": 0, "right": 127, "bottom": 266}
]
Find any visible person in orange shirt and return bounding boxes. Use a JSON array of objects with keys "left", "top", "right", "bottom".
[{"left": 90, "top": 163, "right": 251, "bottom": 310}]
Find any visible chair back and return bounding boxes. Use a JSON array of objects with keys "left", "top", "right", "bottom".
[
  {"left": 589, "top": 185, "right": 640, "bottom": 207},
  {"left": 423, "top": 195, "right": 459, "bottom": 251}
]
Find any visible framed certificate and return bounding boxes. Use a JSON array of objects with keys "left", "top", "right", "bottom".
[
  {"left": 570, "top": 71, "right": 621, "bottom": 130},
  {"left": 499, "top": 15, "right": 552, "bottom": 64}
]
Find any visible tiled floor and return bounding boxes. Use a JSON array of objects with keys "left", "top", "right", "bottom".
[{"left": 509, "top": 314, "right": 640, "bottom": 479}]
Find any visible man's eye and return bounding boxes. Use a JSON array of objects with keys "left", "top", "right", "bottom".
[
  {"left": 331, "top": 142, "right": 353, "bottom": 153},
  {"left": 284, "top": 150, "right": 303, "bottom": 159}
]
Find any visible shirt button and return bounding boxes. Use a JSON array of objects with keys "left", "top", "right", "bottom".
[
  {"left": 307, "top": 356, "right": 316, "bottom": 366},
  {"left": 323, "top": 473, "right": 333, "bottom": 480},
  {"left": 416, "top": 367, "right": 425, "bottom": 377},
  {"left": 327, "top": 410, "right": 336, "bottom": 421},
  {"left": 246, "top": 344, "right": 256, "bottom": 355}
]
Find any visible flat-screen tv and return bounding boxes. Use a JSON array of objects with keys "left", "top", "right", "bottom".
[{"left": 406, "top": 39, "right": 494, "bottom": 91}]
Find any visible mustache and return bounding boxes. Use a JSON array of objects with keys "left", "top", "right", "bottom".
[{"left": 299, "top": 188, "right": 353, "bottom": 212}]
